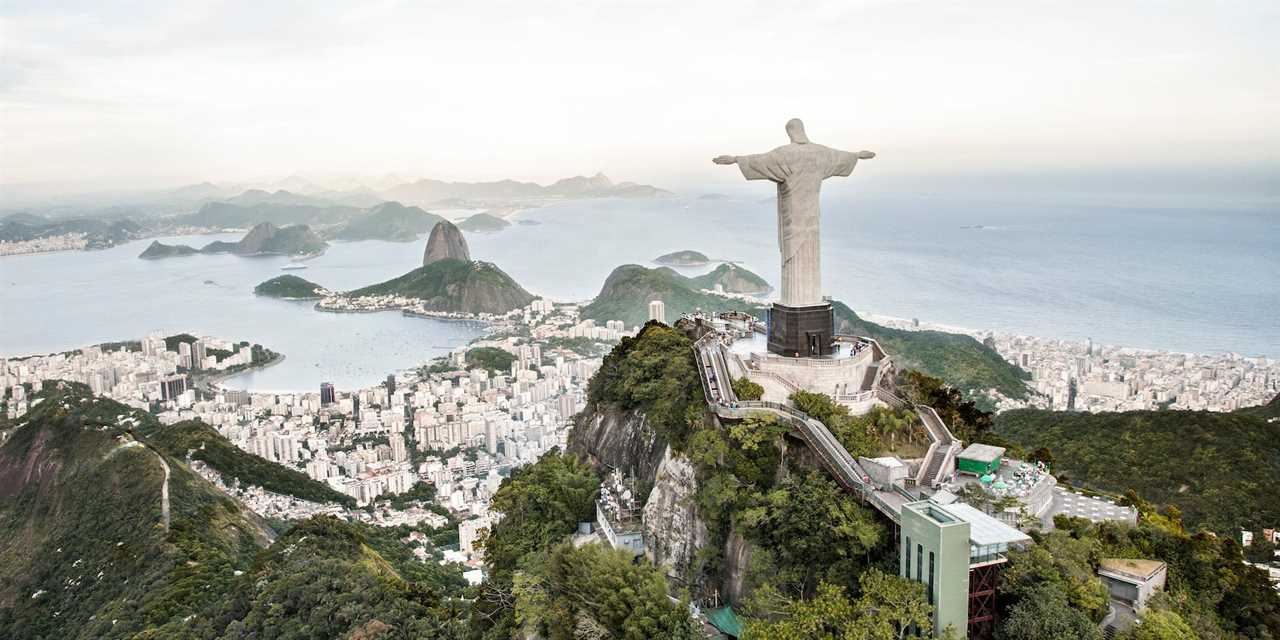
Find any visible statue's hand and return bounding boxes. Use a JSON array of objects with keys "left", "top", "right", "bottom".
[
  {"left": 857, "top": 151, "right": 875, "bottom": 160},
  {"left": 712, "top": 155, "right": 737, "bottom": 165}
]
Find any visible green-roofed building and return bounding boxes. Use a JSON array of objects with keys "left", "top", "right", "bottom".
[
  {"left": 706, "top": 606, "right": 742, "bottom": 638},
  {"left": 956, "top": 443, "right": 1005, "bottom": 476}
]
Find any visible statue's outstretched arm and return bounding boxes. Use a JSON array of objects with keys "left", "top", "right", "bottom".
[{"left": 712, "top": 155, "right": 737, "bottom": 165}]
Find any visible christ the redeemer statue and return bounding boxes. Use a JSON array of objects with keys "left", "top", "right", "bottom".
[{"left": 714, "top": 118, "right": 874, "bottom": 357}]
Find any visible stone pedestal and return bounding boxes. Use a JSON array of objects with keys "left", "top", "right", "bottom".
[{"left": 767, "top": 301, "right": 834, "bottom": 357}]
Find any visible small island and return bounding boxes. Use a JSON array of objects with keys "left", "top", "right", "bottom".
[
  {"left": 653, "top": 249, "right": 710, "bottom": 267},
  {"left": 254, "top": 274, "right": 327, "bottom": 300},
  {"left": 343, "top": 259, "right": 533, "bottom": 315},
  {"left": 456, "top": 213, "right": 511, "bottom": 233},
  {"left": 319, "top": 220, "right": 534, "bottom": 315},
  {"left": 139, "top": 240, "right": 199, "bottom": 259}
]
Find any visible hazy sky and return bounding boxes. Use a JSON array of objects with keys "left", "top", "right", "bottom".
[{"left": 2, "top": 1, "right": 1277, "bottom": 194}]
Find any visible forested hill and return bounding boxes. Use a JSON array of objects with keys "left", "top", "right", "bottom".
[
  {"left": 993, "top": 404, "right": 1280, "bottom": 532},
  {"left": 580, "top": 271, "right": 1029, "bottom": 401},
  {"left": 347, "top": 258, "right": 535, "bottom": 315},
  {"left": 0, "top": 381, "right": 271, "bottom": 637},
  {"left": 831, "top": 301, "right": 1030, "bottom": 401},
  {"left": 1237, "top": 391, "right": 1280, "bottom": 419},
  {"left": 0, "top": 382, "right": 466, "bottom": 638},
  {"left": 580, "top": 264, "right": 763, "bottom": 327}
]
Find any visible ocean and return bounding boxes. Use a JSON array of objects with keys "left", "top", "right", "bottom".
[{"left": 0, "top": 189, "right": 1275, "bottom": 392}]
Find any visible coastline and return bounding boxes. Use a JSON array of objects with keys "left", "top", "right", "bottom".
[{"left": 198, "top": 353, "right": 287, "bottom": 393}]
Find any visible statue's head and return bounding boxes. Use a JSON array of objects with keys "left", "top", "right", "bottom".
[{"left": 786, "top": 118, "right": 809, "bottom": 144}]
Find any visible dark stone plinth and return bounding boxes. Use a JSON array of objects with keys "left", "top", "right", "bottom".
[{"left": 767, "top": 302, "right": 834, "bottom": 357}]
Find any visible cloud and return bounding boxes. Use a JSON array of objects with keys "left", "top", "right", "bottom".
[{"left": 1, "top": 0, "right": 1277, "bottom": 193}]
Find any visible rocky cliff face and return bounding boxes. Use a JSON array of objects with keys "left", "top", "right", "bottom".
[
  {"left": 568, "top": 406, "right": 667, "bottom": 485},
  {"left": 237, "top": 221, "right": 280, "bottom": 253},
  {"left": 642, "top": 447, "right": 709, "bottom": 582},
  {"left": 423, "top": 219, "right": 471, "bottom": 266}
]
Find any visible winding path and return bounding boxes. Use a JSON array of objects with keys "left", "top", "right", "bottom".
[
  {"left": 155, "top": 450, "right": 171, "bottom": 531},
  {"left": 106, "top": 439, "right": 172, "bottom": 531},
  {"left": 693, "top": 330, "right": 911, "bottom": 523}
]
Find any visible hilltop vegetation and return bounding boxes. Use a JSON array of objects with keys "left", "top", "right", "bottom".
[
  {"left": 253, "top": 274, "right": 325, "bottom": 299},
  {"left": 465, "top": 346, "right": 517, "bottom": 373},
  {"left": 137, "top": 419, "right": 356, "bottom": 508},
  {"left": 470, "top": 451, "right": 701, "bottom": 639},
  {"left": 687, "top": 262, "right": 772, "bottom": 295},
  {"left": 993, "top": 405, "right": 1280, "bottom": 532},
  {"left": 347, "top": 258, "right": 534, "bottom": 314},
  {"left": 995, "top": 508, "right": 1280, "bottom": 640},
  {"left": 0, "top": 382, "right": 470, "bottom": 638},
  {"left": 653, "top": 249, "right": 710, "bottom": 266},
  {"left": 580, "top": 268, "right": 1027, "bottom": 400},
  {"left": 456, "top": 212, "right": 510, "bottom": 232},
  {"left": 585, "top": 322, "right": 705, "bottom": 451},
  {"left": 0, "top": 382, "right": 270, "bottom": 638},
  {"left": 581, "top": 264, "right": 763, "bottom": 327},
  {"left": 569, "top": 323, "right": 1280, "bottom": 640},
  {"left": 832, "top": 301, "right": 1030, "bottom": 400}
]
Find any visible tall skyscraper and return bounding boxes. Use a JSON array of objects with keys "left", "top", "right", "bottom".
[
  {"left": 389, "top": 432, "right": 407, "bottom": 462},
  {"left": 648, "top": 299, "right": 666, "bottom": 324},
  {"left": 385, "top": 374, "right": 396, "bottom": 397},
  {"left": 320, "top": 382, "right": 335, "bottom": 405},
  {"left": 160, "top": 374, "right": 187, "bottom": 401},
  {"left": 352, "top": 395, "right": 361, "bottom": 422},
  {"left": 141, "top": 334, "right": 166, "bottom": 357},
  {"left": 191, "top": 339, "right": 207, "bottom": 370}
]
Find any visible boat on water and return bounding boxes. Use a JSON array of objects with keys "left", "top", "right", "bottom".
[{"left": 281, "top": 264, "right": 308, "bottom": 271}]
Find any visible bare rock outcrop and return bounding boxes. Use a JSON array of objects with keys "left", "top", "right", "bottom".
[
  {"left": 642, "top": 446, "right": 710, "bottom": 583},
  {"left": 422, "top": 220, "right": 470, "bottom": 266}
]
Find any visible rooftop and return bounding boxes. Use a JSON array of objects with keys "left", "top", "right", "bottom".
[
  {"left": 958, "top": 443, "right": 1006, "bottom": 463},
  {"left": 1099, "top": 558, "right": 1166, "bottom": 583},
  {"left": 941, "top": 502, "right": 1032, "bottom": 547},
  {"left": 869, "top": 456, "right": 907, "bottom": 469}
]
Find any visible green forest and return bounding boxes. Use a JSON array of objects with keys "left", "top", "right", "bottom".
[{"left": 994, "top": 405, "right": 1280, "bottom": 532}]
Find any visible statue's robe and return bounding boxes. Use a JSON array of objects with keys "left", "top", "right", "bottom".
[{"left": 736, "top": 143, "right": 860, "bottom": 307}]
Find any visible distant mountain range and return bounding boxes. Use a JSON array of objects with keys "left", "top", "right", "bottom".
[
  {"left": 382, "top": 172, "right": 671, "bottom": 207},
  {"left": 0, "top": 213, "right": 144, "bottom": 249}
]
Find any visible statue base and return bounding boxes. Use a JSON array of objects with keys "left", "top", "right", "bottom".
[{"left": 767, "top": 301, "right": 834, "bottom": 358}]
